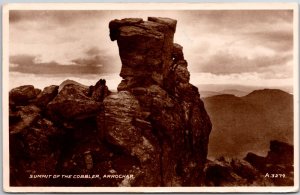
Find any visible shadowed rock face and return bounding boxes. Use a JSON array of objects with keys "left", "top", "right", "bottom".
[
  {"left": 9, "top": 17, "right": 212, "bottom": 187},
  {"left": 109, "top": 17, "right": 212, "bottom": 186}
]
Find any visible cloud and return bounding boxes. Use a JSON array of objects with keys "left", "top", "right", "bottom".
[
  {"left": 9, "top": 10, "right": 104, "bottom": 26},
  {"left": 85, "top": 47, "right": 101, "bottom": 56},
  {"left": 187, "top": 10, "right": 293, "bottom": 32},
  {"left": 9, "top": 54, "right": 116, "bottom": 74},
  {"left": 9, "top": 10, "right": 294, "bottom": 85},
  {"left": 182, "top": 10, "right": 293, "bottom": 58},
  {"left": 10, "top": 54, "right": 37, "bottom": 66},
  {"left": 9, "top": 10, "right": 120, "bottom": 66},
  {"left": 72, "top": 55, "right": 106, "bottom": 67},
  {"left": 193, "top": 51, "right": 292, "bottom": 76},
  {"left": 71, "top": 46, "right": 115, "bottom": 69},
  {"left": 246, "top": 30, "right": 293, "bottom": 52}
]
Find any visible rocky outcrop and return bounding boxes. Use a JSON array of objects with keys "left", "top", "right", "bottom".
[
  {"left": 34, "top": 85, "right": 59, "bottom": 108},
  {"left": 9, "top": 17, "right": 212, "bottom": 187},
  {"left": 9, "top": 85, "right": 41, "bottom": 106},
  {"left": 267, "top": 140, "right": 293, "bottom": 165},
  {"left": 244, "top": 140, "right": 294, "bottom": 186},
  {"left": 109, "top": 17, "right": 212, "bottom": 186},
  {"left": 109, "top": 17, "right": 176, "bottom": 90}
]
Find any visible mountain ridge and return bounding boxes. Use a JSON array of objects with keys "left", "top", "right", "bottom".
[
  {"left": 197, "top": 84, "right": 293, "bottom": 98},
  {"left": 204, "top": 88, "right": 293, "bottom": 159}
]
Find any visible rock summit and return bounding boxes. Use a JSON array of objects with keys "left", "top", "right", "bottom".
[{"left": 9, "top": 17, "right": 212, "bottom": 187}]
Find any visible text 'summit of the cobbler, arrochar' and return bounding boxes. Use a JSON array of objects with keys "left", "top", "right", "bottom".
[{"left": 29, "top": 174, "right": 134, "bottom": 179}]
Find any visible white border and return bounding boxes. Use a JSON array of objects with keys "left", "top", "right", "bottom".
[{"left": 2, "top": 3, "right": 299, "bottom": 193}]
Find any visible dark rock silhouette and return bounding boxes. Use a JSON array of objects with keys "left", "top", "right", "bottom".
[
  {"left": 90, "top": 79, "right": 110, "bottom": 102},
  {"left": 244, "top": 152, "right": 267, "bottom": 172},
  {"left": 267, "top": 140, "right": 293, "bottom": 165}
]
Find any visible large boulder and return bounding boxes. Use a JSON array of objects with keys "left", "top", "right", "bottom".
[
  {"left": 34, "top": 85, "right": 59, "bottom": 108},
  {"left": 267, "top": 140, "right": 293, "bottom": 165},
  {"left": 9, "top": 85, "right": 41, "bottom": 106},
  {"left": 230, "top": 159, "right": 259, "bottom": 182},
  {"left": 47, "top": 83, "right": 101, "bottom": 121},
  {"left": 244, "top": 152, "right": 267, "bottom": 172}
]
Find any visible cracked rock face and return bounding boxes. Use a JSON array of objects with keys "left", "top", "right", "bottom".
[{"left": 109, "top": 17, "right": 212, "bottom": 186}]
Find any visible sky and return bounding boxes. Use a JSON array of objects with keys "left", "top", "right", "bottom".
[{"left": 9, "top": 10, "right": 294, "bottom": 90}]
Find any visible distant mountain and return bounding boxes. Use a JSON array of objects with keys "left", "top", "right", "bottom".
[
  {"left": 203, "top": 89, "right": 293, "bottom": 159},
  {"left": 197, "top": 84, "right": 293, "bottom": 95},
  {"left": 200, "top": 89, "right": 248, "bottom": 98},
  {"left": 58, "top": 79, "right": 89, "bottom": 92},
  {"left": 219, "top": 89, "right": 248, "bottom": 97},
  {"left": 200, "top": 91, "right": 222, "bottom": 98}
]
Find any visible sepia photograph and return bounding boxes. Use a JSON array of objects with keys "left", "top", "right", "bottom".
[{"left": 2, "top": 3, "right": 299, "bottom": 193}]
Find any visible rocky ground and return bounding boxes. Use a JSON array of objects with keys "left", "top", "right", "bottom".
[{"left": 204, "top": 140, "right": 294, "bottom": 186}]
